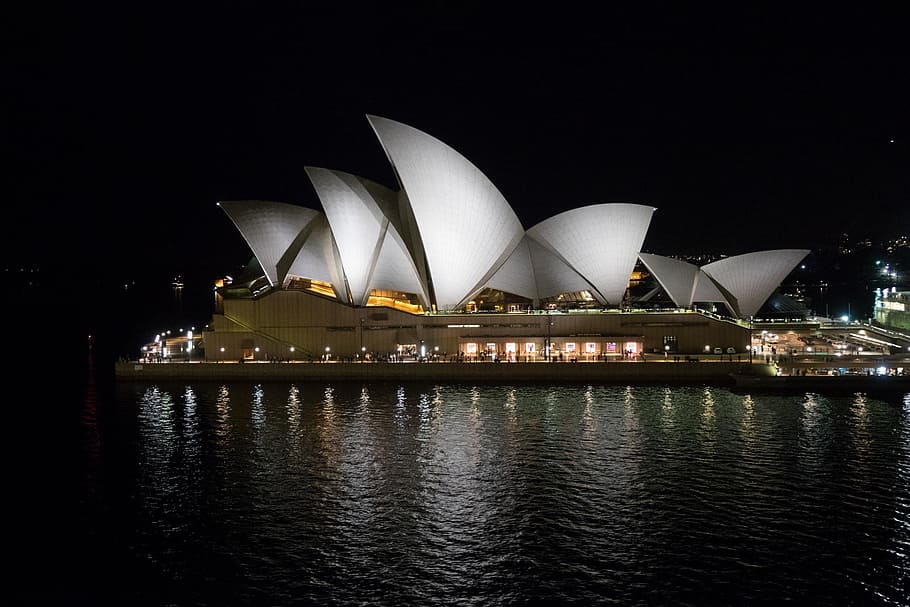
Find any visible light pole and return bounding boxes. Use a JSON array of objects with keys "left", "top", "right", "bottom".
[
  {"left": 545, "top": 310, "right": 552, "bottom": 362},
  {"left": 359, "top": 317, "right": 365, "bottom": 358}
]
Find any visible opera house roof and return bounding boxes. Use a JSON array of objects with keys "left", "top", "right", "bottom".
[{"left": 218, "top": 115, "right": 809, "bottom": 319}]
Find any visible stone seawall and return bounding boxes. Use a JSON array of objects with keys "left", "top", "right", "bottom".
[{"left": 115, "top": 360, "right": 776, "bottom": 384}]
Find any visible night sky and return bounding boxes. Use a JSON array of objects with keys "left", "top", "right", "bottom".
[{"left": 5, "top": 2, "right": 909, "bottom": 287}]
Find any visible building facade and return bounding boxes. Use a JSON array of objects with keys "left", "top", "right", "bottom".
[
  {"left": 205, "top": 289, "right": 752, "bottom": 363},
  {"left": 202, "top": 115, "right": 804, "bottom": 361}
]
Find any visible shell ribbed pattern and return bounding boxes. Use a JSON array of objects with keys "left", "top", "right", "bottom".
[
  {"left": 691, "top": 270, "right": 732, "bottom": 306},
  {"left": 527, "top": 238, "right": 597, "bottom": 300},
  {"left": 527, "top": 204, "right": 656, "bottom": 305},
  {"left": 368, "top": 229, "right": 431, "bottom": 307},
  {"left": 285, "top": 214, "right": 343, "bottom": 289},
  {"left": 306, "top": 167, "right": 396, "bottom": 304},
  {"left": 219, "top": 118, "right": 808, "bottom": 320},
  {"left": 483, "top": 238, "right": 539, "bottom": 302},
  {"left": 701, "top": 249, "right": 811, "bottom": 317},
  {"left": 217, "top": 200, "right": 321, "bottom": 286},
  {"left": 637, "top": 253, "right": 702, "bottom": 308},
  {"left": 367, "top": 115, "right": 526, "bottom": 310}
]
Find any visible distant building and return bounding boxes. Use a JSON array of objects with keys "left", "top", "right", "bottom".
[
  {"left": 875, "top": 288, "right": 910, "bottom": 331},
  {"left": 140, "top": 330, "right": 203, "bottom": 362},
  {"left": 203, "top": 116, "right": 809, "bottom": 361}
]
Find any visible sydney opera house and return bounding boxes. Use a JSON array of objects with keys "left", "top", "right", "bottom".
[{"left": 202, "top": 115, "right": 809, "bottom": 363}]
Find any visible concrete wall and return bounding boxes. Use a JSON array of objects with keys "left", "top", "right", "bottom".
[
  {"left": 203, "top": 289, "right": 751, "bottom": 363},
  {"left": 116, "top": 360, "right": 775, "bottom": 383}
]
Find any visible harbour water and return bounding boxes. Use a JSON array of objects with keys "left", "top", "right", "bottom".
[{"left": 12, "top": 353, "right": 909, "bottom": 606}]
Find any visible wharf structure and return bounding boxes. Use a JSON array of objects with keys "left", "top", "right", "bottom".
[{"left": 132, "top": 115, "right": 825, "bottom": 375}]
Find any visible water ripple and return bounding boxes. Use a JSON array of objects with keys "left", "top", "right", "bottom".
[{"left": 78, "top": 381, "right": 910, "bottom": 606}]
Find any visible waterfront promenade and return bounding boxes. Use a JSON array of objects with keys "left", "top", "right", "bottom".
[{"left": 115, "top": 358, "right": 775, "bottom": 384}]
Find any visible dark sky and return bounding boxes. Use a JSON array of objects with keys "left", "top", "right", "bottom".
[{"left": 4, "top": 2, "right": 909, "bottom": 285}]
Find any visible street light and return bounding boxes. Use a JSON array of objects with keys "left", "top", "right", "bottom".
[
  {"left": 325, "top": 346, "right": 330, "bottom": 362},
  {"left": 545, "top": 310, "right": 553, "bottom": 362}
]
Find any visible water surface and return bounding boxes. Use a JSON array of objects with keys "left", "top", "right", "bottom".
[{"left": 14, "top": 363, "right": 909, "bottom": 606}]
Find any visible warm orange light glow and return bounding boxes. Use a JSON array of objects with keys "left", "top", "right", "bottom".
[{"left": 366, "top": 291, "right": 423, "bottom": 314}]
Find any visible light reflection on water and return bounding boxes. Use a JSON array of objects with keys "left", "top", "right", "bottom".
[
  {"left": 215, "top": 384, "right": 231, "bottom": 443},
  {"left": 76, "top": 381, "right": 910, "bottom": 606},
  {"left": 251, "top": 383, "right": 265, "bottom": 429},
  {"left": 896, "top": 394, "right": 910, "bottom": 585}
]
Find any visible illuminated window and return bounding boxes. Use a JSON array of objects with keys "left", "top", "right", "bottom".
[
  {"left": 585, "top": 342, "right": 596, "bottom": 353},
  {"left": 566, "top": 342, "right": 576, "bottom": 353},
  {"left": 466, "top": 343, "right": 477, "bottom": 354},
  {"left": 525, "top": 342, "right": 535, "bottom": 353},
  {"left": 486, "top": 342, "right": 497, "bottom": 352},
  {"left": 505, "top": 342, "right": 517, "bottom": 353},
  {"left": 606, "top": 342, "right": 617, "bottom": 352}
]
